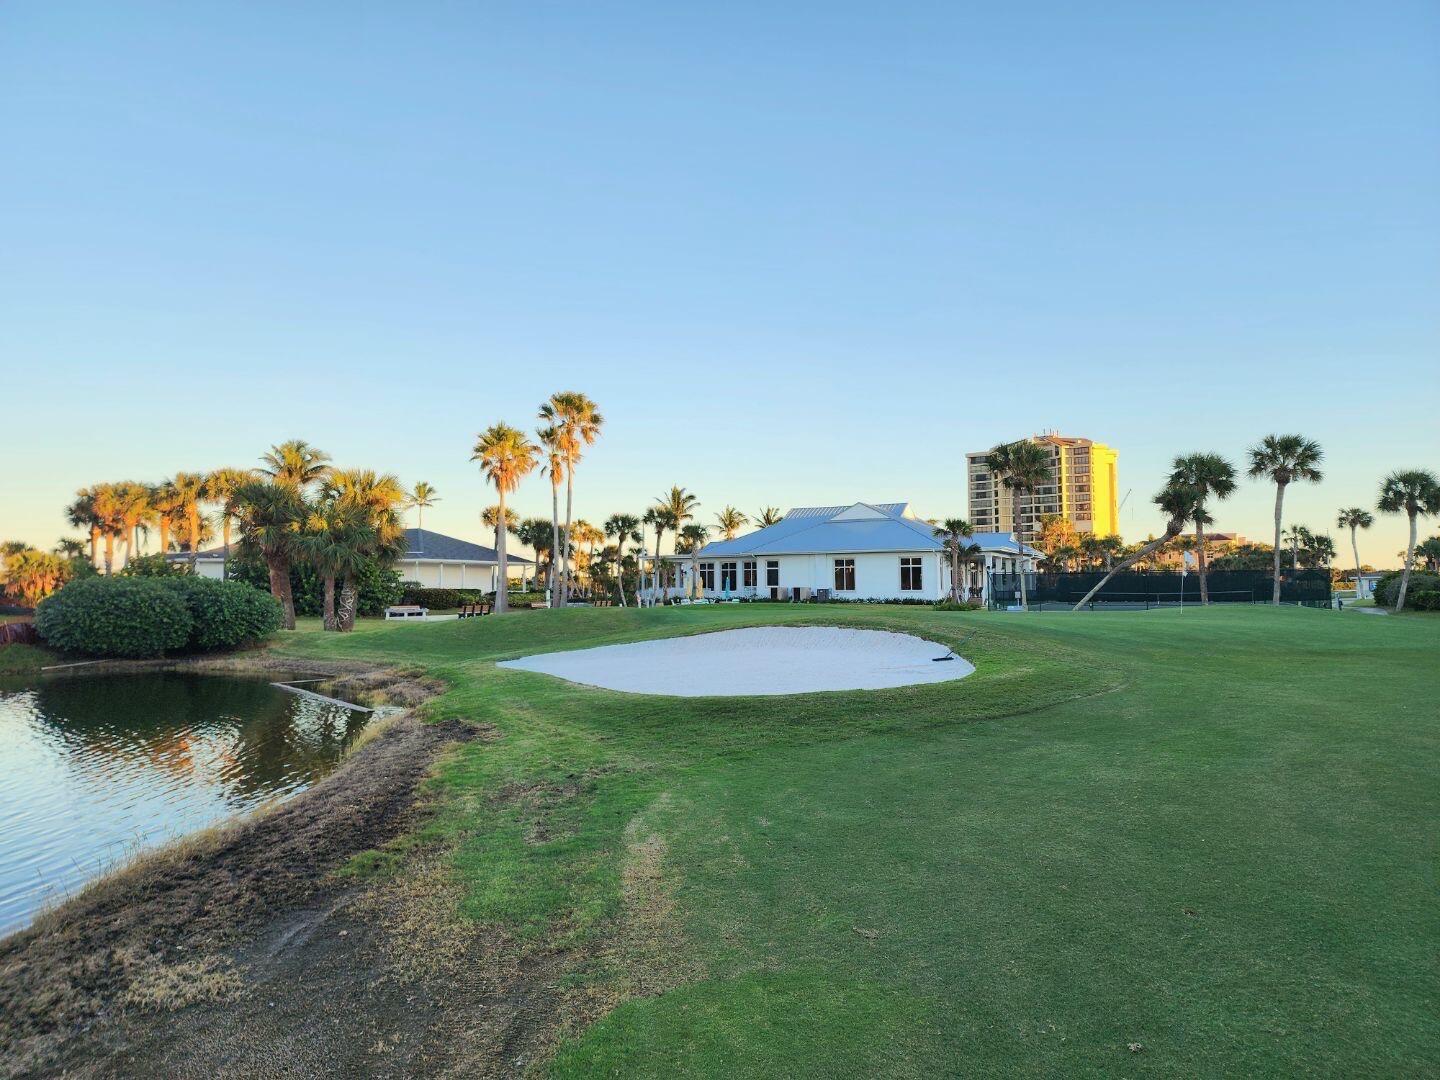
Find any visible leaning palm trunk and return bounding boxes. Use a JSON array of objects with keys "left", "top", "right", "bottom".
[
  {"left": 1195, "top": 517, "right": 1209, "bottom": 605},
  {"left": 1270, "top": 481, "right": 1287, "bottom": 604},
  {"left": 1349, "top": 526, "right": 1363, "bottom": 601},
  {"left": 322, "top": 575, "right": 338, "bottom": 631},
  {"left": 338, "top": 575, "right": 358, "bottom": 631},
  {"left": 1395, "top": 513, "right": 1418, "bottom": 613},
  {"left": 1071, "top": 525, "right": 1184, "bottom": 610},
  {"left": 267, "top": 556, "right": 297, "bottom": 629},
  {"left": 615, "top": 541, "right": 628, "bottom": 607}
]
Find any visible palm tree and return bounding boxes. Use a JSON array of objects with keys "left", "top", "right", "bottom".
[
  {"left": 482, "top": 504, "right": 519, "bottom": 552},
  {"left": 110, "top": 481, "right": 151, "bottom": 567},
  {"left": 677, "top": 523, "right": 710, "bottom": 598},
  {"left": 298, "top": 503, "right": 376, "bottom": 631},
  {"left": 233, "top": 480, "right": 307, "bottom": 628},
  {"left": 205, "top": 467, "right": 254, "bottom": 576},
  {"left": 604, "top": 513, "right": 641, "bottom": 606},
  {"left": 472, "top": 423, "right": 540, "bottom": 614},
  {"left": 1169, "top": 452, "right": 1237, "bottom": 605},
  {"left": 65, "top": 487, "right": 102, "bottom": 569},
  {"left": 571, "top": 520, "right": 606, "bottom": 593},
  {"left": 542, "top": 392, "right": 604, "bottom": 603},
  {"left": 515, "top": 518, "right": 557, "bottom": 594},
  {"left": 148, "top": 480, "right": 181, "bottom": 555},
  {"left": 1247, "top": 434, "right": 1324, "bottom": 604},
  {"left": 1, "top": 548, "right": 72, "bottom": 607},
  {"left": 537, "top": 423, "right": 565, "bottom": 608},
  {"left": 89, "top": 483, "right": 128, "bottom": 575},
  {"left": 984, "top": 440, "right": 1052, "bottom": 610},
  {"left": 1377, "top": 469, "right": 1440, "bottom": 612},
  {"left": 1072, "top": 483, "right": 1200, "bottom": 610},
  {"left": 652, "top": 486, "right": 699, "bottom": 599},
  {"left": 322, "top": 469, "right": 407, "bottom": 630},
  {"left": 405, "top": 481, "right": 441, "bottom": 534},
  {"left": 260, "top": 439, "right": 331, "bottom": 489},
  {"left": 53, "top": 538, "right": 87, "bottom": 559},
  {"left": 755, "top": 506, "right": 783, "bottom": 528},
  {"left": 715, "top": 506, "right": 748, "bottom": 541},
  {"left": 1416, "top": 536, "right": 1440, "bottom": 573},
  {"left": 933, "top": 518, "right": 978, "bottom": 602},
  {"left": 170, "top": 471, "right": 208, "bottom": 571}
]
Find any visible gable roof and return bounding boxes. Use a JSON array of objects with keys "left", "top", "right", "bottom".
[
  {"left": 692, "top": 503, "right": 1044, "bottom": 558},
  {"left": 400, "top": 528, "right": 532, "bottom": 565}
]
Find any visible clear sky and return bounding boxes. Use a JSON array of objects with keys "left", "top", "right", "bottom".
[{"left": 3, "top": 2, "right": 1437, "bottom": 565}]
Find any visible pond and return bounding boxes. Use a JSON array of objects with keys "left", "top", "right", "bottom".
[{"left": 0, "top": 672, "right": 371, "bottom": 937}]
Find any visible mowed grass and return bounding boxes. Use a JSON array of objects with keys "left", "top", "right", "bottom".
[{"left": 276, "top": 604, "right": 1438, "bottom": 1076}]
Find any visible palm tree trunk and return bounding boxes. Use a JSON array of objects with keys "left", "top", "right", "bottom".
[
  {"left": 1349, "top": 526, "right": 1362, "bottom": 600},
  {"left": 615, "top": 540, "right": 628, "bottom": 606},
  {"left": 1270, "top": 481, "right": 1286, "bottom": 604},
  {"left": 1015, "top": 490, "right": 1029, "bottom": 610},
  {"left": 189, "top": 510, "right": 200, "bottom": 571},
  {"left": 339, "top": 575, "right": 358, "bottom": 631},
  {"left": 563, "top": 467, "right": 575, "bottom": 604},
  {"left": 549, "top": 478, "right": 561, "bottom": 609},
  {"left": 1195, "top": 516, "right": 1209, "bottom": 605},
  {"left": 1395, "top": 512, "right": 1417, "bottom": 612},
  {"left": 268, "top": 556, "right": 296, "bottom": 629},
  {"left": 1072, "top": 524, "right": 1183, "bottom": 610},
  {"left": 495, "top": 491, "right": 510, "bottom": 614},
  {"left": 89, "top": 526, "right": 100, "bottom": 568},
  {"left": 158, "top": 519, "right": 171, "bottom": 556},
  {"left": 322, "top": 575, "right": 337, "bottom": 631},
  {"left": 103, "top": 532, "right": 115, "bottom": 575},
  {"left": 951, "top": 549, "right": 960, "bottom": 602},
  {"left": 222, "top": 517, "right": 232, "bottom": 579}
]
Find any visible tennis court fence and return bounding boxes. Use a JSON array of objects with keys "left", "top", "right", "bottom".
[{"left": 987, "top": 569, "right": 1332, "bottom": 610}]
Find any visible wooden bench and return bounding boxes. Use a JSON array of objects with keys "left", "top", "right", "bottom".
[
  {"left": 457, "top": 601, "right": 491, "bottom": 619},
  {"left": 384, "top": 605, "right": 429, "bottom": 621}
]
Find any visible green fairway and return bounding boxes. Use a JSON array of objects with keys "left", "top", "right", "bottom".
[{"left": 276, "top": 604, "right": 1438, "bottom": 1076}]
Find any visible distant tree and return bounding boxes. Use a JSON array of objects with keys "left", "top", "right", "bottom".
[
  {"left": 1, "top": 548, "right": 72, "bottom": 606},
  {"left": 205, "top": 467, "right": 256, "bottom": 574},
  {"left": 65, "top": 487, "right": 103, "bottom": 568},
  {"left": 319, "top": 469, "right": 407, "bottom": 630},
  {"left": 933, "top": 518, "right": 980, "bottom": 602},
  {"left": 260, "top": 439, "right": 331, "bottom": 489},
  {"left": 1336, "top": 508, "right": 1374, "bottom": 592},
  {"left": 171, "top": 471, "right": 209, "bottom": 572},
  {"left": 677, "top": 523, "right": 710, "bottom": 598},
  {"left": 1170, "top": 452, "right": 1237, "bottom": 604},
  {"left": 715, "top": 506, "right": 748, "bottom": 540},
  {"left": 148, "top": 480, "right": 182, "bottom": 554},
  {"left": 541, "top": 391, "right": 604, "bottom": 603},
  {"left": 1247, "top": 435, "right": 1323, "bottom": 604},
  {"left": 53, "top": 538, "right": 87, "bottom": 559},
  {"left": 405, "top": 481, "right": 441, "bottom": 534},
  {"left": 1416, "top": 536, "right": 1440, "bottom": 573},
  {"left": 472, "top": 423, "right": 540, "bottom": 615},
  {"left": 1072, "top": 484, "right": 1200, "bottom": 610},
  {"left": 755, "top": 506, "right": 783, "bottom": 527},
  {"left": 604, "top": 513, "right": 642, "bottom": 607},
  {"left": 984, "top": 441, "right": 1052, "bottom": 610},
  {"left": 1377, "top": 469, "right": 1440, "bottom": 612}
]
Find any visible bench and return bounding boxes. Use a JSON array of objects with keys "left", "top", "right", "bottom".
[
  {"left": 457, "top": 601, "right": 491, "bottom": 619},
  {"left": 384, "top": 605, "right": 429, "bottom": 620}
]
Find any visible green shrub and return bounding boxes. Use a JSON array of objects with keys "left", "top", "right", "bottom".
[
  {"left": 1373, "top": 570, "right": 1440, "bottom": 609},
  {"left": 1409, "top": 590, "right": 1440, "bottom": 612},
  {"left": 35, "top": 577, "right": 192, "bottom": 658},
  {"left": 160, "top": 576, "right": 283, "bottom": 650},
  {"left": 398, "top": 585, "right": 485, "bottom": 609},
  {"left": 227, "top": 553, "right": 403, "bottom": 617},
  {"left": 934, "top": 599, "right": 983, "bottom": 611},
  {"left": 119, "top": 553, "right": 190, "bottom": 578}
]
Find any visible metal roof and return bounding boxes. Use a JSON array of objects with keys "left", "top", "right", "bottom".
[
  {"left": 400, "top": 528, "right": 532, "bottom": 565},
  {"left": 693, "top": 503, "right": 1044, "bottom": 558}
]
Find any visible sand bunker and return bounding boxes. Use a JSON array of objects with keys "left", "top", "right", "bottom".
[{"left": 498, "top": 625, "right": 974, "bottom": 697}]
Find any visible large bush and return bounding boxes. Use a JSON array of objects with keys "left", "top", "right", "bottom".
[
  {"left": 160, "top": 576, "right": 283, "bottom": 650},
  {"left": 35, "top": 577, "right": 192, "bottom": 658},
  {"left": 1373, "top": 570, "right": 1440, "bottom": 609},
  {"left": 398, "top": 585, "right": 485, "bottom": 609},
  {"left": 227, "top": 553, "right": 402, "bottom": 617}
]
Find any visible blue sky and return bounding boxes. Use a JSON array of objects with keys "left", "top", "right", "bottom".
[{"left": 3, "top": 2, "right": 1437, "bottom": 564}]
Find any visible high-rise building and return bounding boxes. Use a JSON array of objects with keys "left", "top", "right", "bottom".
[{"left": 967, "top": 433, "right": 1119, "bottom": 540}]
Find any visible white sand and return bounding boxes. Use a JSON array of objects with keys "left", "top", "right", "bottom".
[{"left": 497, "top": 625, "right": 974, "bottom": 697}]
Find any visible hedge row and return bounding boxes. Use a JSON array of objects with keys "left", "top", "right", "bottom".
[{"left": 35, "top": 576, "right": 283, "bottom": 658}]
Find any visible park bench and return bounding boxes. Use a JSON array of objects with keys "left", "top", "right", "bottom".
[
  {"left": 457, "top": 601, "right": 491, "bottom": 619},
  {"left": 384, "top": 604, "right": 429, "bottom": 621}
]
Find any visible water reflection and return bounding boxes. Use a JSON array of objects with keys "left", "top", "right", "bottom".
[{"left": 0, "top": 673, "right": 369, "bottom": 936}]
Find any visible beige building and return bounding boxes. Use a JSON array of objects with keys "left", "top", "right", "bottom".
[{"left": 967, "top": 433, "right": 1119, "bottom": 541}]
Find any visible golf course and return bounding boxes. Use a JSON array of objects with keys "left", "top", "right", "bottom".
[{"left": 253, "top": 603, "right": 1435, "bottom": 1076}]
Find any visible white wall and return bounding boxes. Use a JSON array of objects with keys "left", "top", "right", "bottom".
[{"left": 695, "top": 551, "right": 947, "bottom": 601}]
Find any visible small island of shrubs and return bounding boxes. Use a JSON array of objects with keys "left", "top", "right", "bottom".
[{"left": 35, "top": 576, "right": 283, "bottom": 658}]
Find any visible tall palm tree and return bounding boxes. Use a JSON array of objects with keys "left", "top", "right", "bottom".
[
  {"left": 1377, "top": 469, "right": 1440, "bottom": 612},
  {"left": 65, "top": 487, "right": 102, "bottom": 569},
  {"left": 1169, "top": 452, "right": 1237, "bottom": 605},
  {"left": 472, "top": 423, "right": 540, "bottom": 614},
  {"left": 171, "top": 471, "right": 209, "bottom": 571},
  {"left": 515, "top": 518, "right": 558, "bottom": 594},
  {"left": 405, "top": 481, "right": 441, "bottom": 534},
  {"left": 233, "top": 480, "right": 307, "bottom": 628},
  {"left": 205, "top": 467, "right": 255, "bottom": 576},
  {"left": 1247, "top": 434, "right": 1324, "bottom": 604},
  {"left": 715, "top": 506, "right": 748, "bottom": 541},
  {"left": 111, "top": 481, "right": 151, "bottom": 568},
  {"left": 537, "top": 423, "right": 566, "bottom": 608},
  {"left": 260, "top": 439, "right": 332, "bottom": 489},
  {"left": 653, "top": 486, "right": 699, "bottom": 598},
  {"left": 542, "top": 392, "right": 604, "bottom": 603},
  {"left": 677, "top": 523, "right": 710, "bottom": 598},
  {"left": 604, "top": 513, "right": 641, "bottom": 607},
  {"left": 89, "top": 483, "right": 128, "bottom": 575},
  {"left": 571, "top": 520, "right": 606, "bottom": 593},
  {"left": 755, "top": 506, "right": 783, "bottom": 527},
  {"left": 984, "top": 440, "right": 1052, "bottom": 610},
  {"left": 148, "top": 480, "right": 181, "bottom": 555},
  {"left": 1282, "top": 524, "right": 1312, "bottom": 570},
  {"left": 933, "top": 518, "right": 977, "bottom": 602},
  {"left": 1072, "top": 483, "right": 1201, "bottom": 609}
]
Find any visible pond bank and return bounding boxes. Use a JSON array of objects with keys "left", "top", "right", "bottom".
[{"left": 0, "top": 657, "right": 470, "bottom": 1079}]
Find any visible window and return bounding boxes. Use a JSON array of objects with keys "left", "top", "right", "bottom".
[
  {"left": 743, "top": 561, "right": 757, "bottom": 587},
  {"left": 834, "top": 558, "right": 856, "bottom": 592},
  {"left": 765, "top": 561, "right": 780, "bottom": 586},
  {"left": 720, "top": 562, "right": 738, "bottom": 590},
  {"left": 699, "top": 562, "right": 715, "bottom": 591},
  {"left": 900, "top": 557, "right": 923, "bottom": 591}
]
